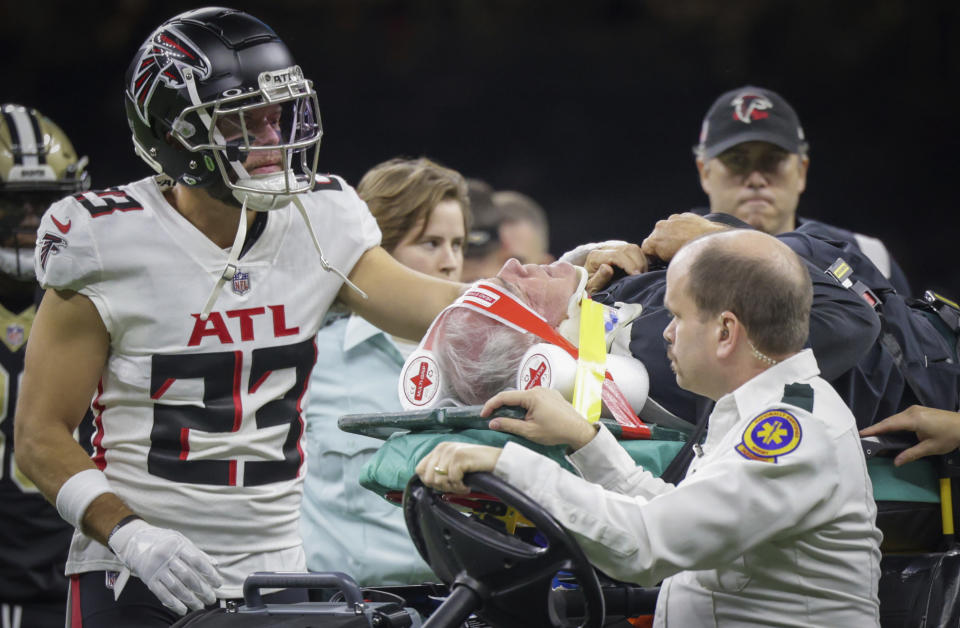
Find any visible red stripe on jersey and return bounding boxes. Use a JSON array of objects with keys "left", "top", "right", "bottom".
[
  {"left": 232, "top": 351, "right": 243, "bottom": 432},
  {"left": 293, "top": 339, "right": 318, "bottom": 474},
  {"left": 91, "top": 381, "right": 107, "bottom": 470},
  {"left": 228, "top": 460, "right": 237, "bottom": 486},
  {"left": 180, "top": 427, "right": 190, "bottom": 461},
  {"left": 71, "top": 574, "right": 83, "bottom": 626},
  {"left": 249, "top": 370, "right": 270, "bottom": 394},
  {"left": 151, "top": 377, "right": 175, "bottom": 399}
]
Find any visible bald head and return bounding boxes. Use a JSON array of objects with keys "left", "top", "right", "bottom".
[{"left": 673, "top": 229, "right": 813, "bottom": 355}]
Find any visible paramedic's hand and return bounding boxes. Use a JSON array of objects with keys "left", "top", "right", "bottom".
[
  {"left": 860, "top": 405, "right": 960, "bottom": 466},
  {"left": 416, "top": 442, "right": 502, "bottom": 494},
  {"left": 482, "top": 388, "right": 598, "bottom": 451},
  {"left": 584, "top": 242, "right": 647, "bottom": 294},
  {"left": 641, "top": 213, "right": 729, "bottom": 263},
  {"left": 108, "top": 518, "right": 221, "bottom": 615}
]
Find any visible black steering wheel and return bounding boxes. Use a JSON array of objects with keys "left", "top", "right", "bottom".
[{"left": 403, "top": 472, "right": 605, "bottom": 628}]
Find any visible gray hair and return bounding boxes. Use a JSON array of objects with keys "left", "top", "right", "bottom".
[{"left": 434, "top": 308, "right": 539, "bottom": 405}]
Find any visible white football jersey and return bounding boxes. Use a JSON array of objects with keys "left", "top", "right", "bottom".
[{"left": 35, "top": 175, "right": 381, "bottom": 596}]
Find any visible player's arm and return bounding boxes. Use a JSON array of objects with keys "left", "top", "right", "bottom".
[
  {"left": 13, "top": 288, "right": 131, "bottom": 543},
  {"left": 340, "top": 245, "right": 465, "bottom": 339},
  {"left": 15, "top": 288, "right": 220, "bottom": 614}
]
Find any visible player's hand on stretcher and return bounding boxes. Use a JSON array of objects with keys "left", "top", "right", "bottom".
[{"left": 108, "top": 518, "right": 221, "bottom": 615}]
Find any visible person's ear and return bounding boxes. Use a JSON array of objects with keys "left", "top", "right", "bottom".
[
  {"left": 797, "top": 154, "right": 810, "bottom": 193},
  {"left": 696, "top": 157, "right": 711, "bottom": 195},
  {"left": 716, "top": 311, "right": 737, "bottom": 358}
]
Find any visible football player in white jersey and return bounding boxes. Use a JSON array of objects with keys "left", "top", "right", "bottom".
[{"left": 13, "top": 8, "right": 463, "bottom": 626}]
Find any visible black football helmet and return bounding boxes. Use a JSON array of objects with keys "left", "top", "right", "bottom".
[
  {"left": 124, "top": 7, "right": 322, "bottom": 210},
  {"left": 1, "top": 103, "right": 90, "bottom": 280}
]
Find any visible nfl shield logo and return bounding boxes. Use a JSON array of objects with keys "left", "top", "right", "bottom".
[
  {"left": 6, "top": 323, "right": 25, "bottom": 349},
  {"left": 232, "top": 270, "right": 251, "bottom": 296}
]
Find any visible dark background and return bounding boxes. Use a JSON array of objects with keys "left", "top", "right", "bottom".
[{"left": 3, "top": 1, "right": 957, "bottom": 296}]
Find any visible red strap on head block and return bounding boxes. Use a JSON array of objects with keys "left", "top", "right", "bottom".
[{"left": 413, "top": 281, "right": 649, "bottom": 434}]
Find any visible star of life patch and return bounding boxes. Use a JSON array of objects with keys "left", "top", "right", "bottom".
[{"left": 735, "top": 409, "right": 802, "bottom": 463}]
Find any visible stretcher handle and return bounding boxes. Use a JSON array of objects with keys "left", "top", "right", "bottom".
[{"left": 242, "top": 571, "right": 364, "bottom": 610}]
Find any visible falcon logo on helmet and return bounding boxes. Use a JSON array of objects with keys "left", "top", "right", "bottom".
[
  {"left": 731, "top": 93, "right": 773, "bottom": 124},
  {"left": 129, "top": 27, "right": 211, "bottom": 127}
]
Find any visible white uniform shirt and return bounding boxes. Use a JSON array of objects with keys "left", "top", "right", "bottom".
[
  {"left": 494, "top": 349, "right": 881, "bottom": 627},
  {"left": 35, "top": 175, "right": 381, "bottom": 596}
]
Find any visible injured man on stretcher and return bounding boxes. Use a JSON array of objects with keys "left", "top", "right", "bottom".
[
  {"left": 412, "top": 230, "right": 883, "bottom": 627},
  {"left": 396, "top": 215, "right": 881, "bottom": 428}
]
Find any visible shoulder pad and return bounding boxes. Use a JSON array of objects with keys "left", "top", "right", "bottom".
[
  {"left": 35, "top": 195, "right": 100, "bottom": 290},
  {"left": 312, "top": 173, "right": 345, "bottom": 191},
  {"left": 781, "top": 383, "right": 814, "bottom": 412}
]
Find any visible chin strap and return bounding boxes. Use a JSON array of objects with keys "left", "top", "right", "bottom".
[
  {"left": 291, "top": 195, "right": 367, "bottom": 300},
  {"left": 197, "top": 192, "right": 369, "bottom": 321},
  {"left": 199, "top": 196, "right": 250, "bottom": 322}
]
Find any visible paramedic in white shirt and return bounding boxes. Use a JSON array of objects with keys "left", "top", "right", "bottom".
[{"left": 417, "top": 229, "right": 882, "bottom": 627}]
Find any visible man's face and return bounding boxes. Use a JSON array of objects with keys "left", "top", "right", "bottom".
[
  {"left": 494, "top": 258, "right": 580, "bottom": 327},
  {"left": 216, "top": 103, "right": 284, "bottom": 175},
  {"left": 697, "top": 141, "right": 809, "bottom": 235},
  {"left": 1, "top": 193, "right": 51, "bottom": 248},
  {"left": 392, "top": 199, "right": 466, "bottom": 281},
  {"left": 500, "top": 219, "right": 551, "bottom": 265},
  {"left": 662, "top": 259, "right": 718, "bottom": 398}
]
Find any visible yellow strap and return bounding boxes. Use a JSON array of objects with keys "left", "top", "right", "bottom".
[
  {"left": 572, "top": 297, "right": 606, "bottom": 423},
  {"left": 941, "top": 478, "right": 955, "bottom": 536}
]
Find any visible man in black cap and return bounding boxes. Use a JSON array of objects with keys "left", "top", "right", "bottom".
[
  {"left": 583, "top": 87, "right": 956, "bottom": 434},
  {"left": 691, "top": 85, "right": 911, "bottom": 295}
]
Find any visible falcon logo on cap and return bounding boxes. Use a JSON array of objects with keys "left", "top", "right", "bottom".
[{"left": 731, "top": 93, "right": 773, "bottom": 124}]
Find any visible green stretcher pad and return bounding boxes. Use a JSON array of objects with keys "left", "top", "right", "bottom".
[{"left": 340, "top": 408, "right": 939, "bottom": 504}]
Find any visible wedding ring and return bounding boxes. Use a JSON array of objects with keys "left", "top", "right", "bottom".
[{"left": 433, "top": 466, "right": 448, "bottom": 476}]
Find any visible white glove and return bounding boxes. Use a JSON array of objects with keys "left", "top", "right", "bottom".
[{"left": 108, "top": 518, "right": 221, "bottom": 615}]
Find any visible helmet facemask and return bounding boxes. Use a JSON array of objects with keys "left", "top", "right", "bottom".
[{"left": 171, "top": 65, "right": 322, "bottom": 212}]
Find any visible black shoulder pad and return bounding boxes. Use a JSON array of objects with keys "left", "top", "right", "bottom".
[{"left": 781, "top": 383, "right": 814, "bottom": 412}]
